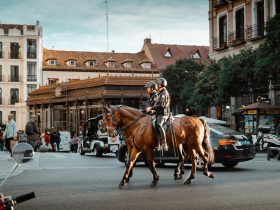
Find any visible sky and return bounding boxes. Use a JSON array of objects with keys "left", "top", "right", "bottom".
[{"left": 0, "top": 0, "right": 209, "bottom": 53}]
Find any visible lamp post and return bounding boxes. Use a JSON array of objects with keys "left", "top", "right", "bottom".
[
  {"left": 248, "top": 78, "right": 253, "bottom": 103},
  {"left": 268, "top": 74, "right": 274, "bottom": 105}
]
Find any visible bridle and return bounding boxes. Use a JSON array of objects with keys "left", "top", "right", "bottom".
[{"left": 106, "top": 106, "right": 149, "bottom": 141}]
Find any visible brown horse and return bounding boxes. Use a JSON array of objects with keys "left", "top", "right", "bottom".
[{"left": 103, "top": 105, "right": 214, "bottom": 187}]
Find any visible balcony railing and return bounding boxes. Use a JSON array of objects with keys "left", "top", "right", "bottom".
[
  {"left": 212, "top": 38, "right": 228, "bottom": 51},
  {"left": 10, "top": 52, "right": 20, "bottom": 59},
  {"left": 228, "top": 30, "right": 246, "bottom": 46},
  {"left": 246, "top": 24, "right": 265, "bottom": 40},
  {"left": 27, "top": 75, "right": 37, "bottom": 82},
  {"left": 27, "top": 51, "right": 37, "bottom": 59}
]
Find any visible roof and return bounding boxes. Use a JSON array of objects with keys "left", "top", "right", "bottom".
[
  {"left": 142, "top": 39, "right": 209, "bottom": 69},
  {"left": 43, "top": 49, "right": 157, "bottom": 71},
  {"left": 239, "top": 102, "right": 280, "bottom": 110}
]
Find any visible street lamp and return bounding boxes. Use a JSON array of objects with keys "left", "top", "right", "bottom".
[
  {"left": 268, "top": 74, "right": 273, "bottom": 104},
  {"left": 248, "top": 78, "right": 253, "bottom": 103}
]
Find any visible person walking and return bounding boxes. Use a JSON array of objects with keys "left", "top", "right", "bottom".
[
  {"left": 25, "top": 114, "right": 39, "bottom": 149},
  {"left": 3, "top": 114, "right": 17, "bottom": 160}
]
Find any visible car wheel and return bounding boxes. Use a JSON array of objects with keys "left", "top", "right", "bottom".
[
  {"left": 267, "top": 147, "right": 271, "bottom": 160},
  {"left": 123, "top": 149, "right": 130, "bottom": 167},
  {"left": 222, "top": 162, "right": 238, "bottom": 168},
  {"left": 80, "top": 145, "right": 85, "bottom": 155},
  {"left": 277, "top": 151, "right": 280, "bottom": 161},
  {"left": 93, "top": 144, "right": 103, "bottom": 157}
]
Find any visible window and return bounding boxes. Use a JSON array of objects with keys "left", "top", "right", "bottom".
[
  {"left": 68, "top": 60, "right": 76, "bottom": 66},
  {"left": 256, "top": 1, "right": 264, "bottom": 36},
  {"left": 191, "top": 52, "right": 201, "bottom": 59},
  {"left": 141, "top": 62, "right": 151, "bottom": 69},
  {"left": 10, "top": 65, "right": 19, "bottom": 82},
  {"left": 10, "top": 42, "right": 20, "bottom": 59},
  {"left": 27, "top": 62, "right": 37, "bottom": 81},
  {"left": 0, "top": 111, "right": 2, "bottom": 125},
  {"left": 108, "top": 61, "right": 115, "bottom": 68},
  {"left": 235, "top": 8, "right": 245, "bottom": 41},
  {"left": 48, "top": 60, "right": 58, "bottom": 66},
  {"left": 164, "top": 50, "right": 172, "bottom": 58},
  {"left": 87, "top": 60, "right": 96, "bottom": 67},
  {"left": 48, "top": 78, "right": 58, "bottom": 85},
  {"left": 0, "top": 42, "right": 2, "bottom": 58},
  {"left": 27, "top": 84, "right": 37, "bottom": 96},
  {"left": 219, "top": 15, "right": 227, "bottom": 47},
  {"left": 27, "top": 39, "right": 37, "bottom": 59},
  {"left": 0, "top": 88, "right": 2, "bottom": 105},
  {"left": 276, "top": 0, "right": 280, "bottom": 14},
  {"left": 10, "top": 88, "right": 19, "bottom": 105},
  {"left": 10, "top": 111, "right": 16, "bottom": 122},
  {"left": 0, "top": 65, "right": 2, "bottom": 82},
  {"left": 123, "top": 61, "right": 132, "bottom": 68}
]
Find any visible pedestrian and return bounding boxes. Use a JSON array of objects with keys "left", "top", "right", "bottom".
[
  {"left": 72, "top": 133, "right": 79, "bottom": 153},
  {"left": 51, "top": 127, "right": 60, "bottom": 152},
  {"left": 0, "top": 128, "right": 4, "bottom": 151},
  {"left": 276, "top": 123, "right": 280, "bottom": 138},
  {"left": 25, "top": 114, "right": 39, "bottom": 149},
  {"left": 3, "top": 114, "right": 17, "bottom": 160},
  {"left": 146, "top": 78, "right": 171, "bottom": 151}
]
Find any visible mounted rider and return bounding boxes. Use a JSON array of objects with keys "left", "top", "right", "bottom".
[
  {"left": 144, "top": 81, "right": 158, "bottom": 115},
  {"left": 145, "top": 78, "right": 170, "bottom": 151}
]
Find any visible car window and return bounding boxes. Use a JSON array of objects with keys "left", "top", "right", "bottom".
[{"left": 209, "top": 124, "right": 243, "bottom": 135}]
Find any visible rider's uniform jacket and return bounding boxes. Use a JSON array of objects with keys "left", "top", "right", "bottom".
[
  {"left": 145, "top": 91, "right": 158, "bottom": 108},
  {"left": 151, "top": 87, "right": 170, "bottom": 116}
]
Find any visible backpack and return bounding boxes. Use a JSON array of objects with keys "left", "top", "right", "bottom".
[{"left": 25, "top": 121, "right": 34, "bottom": 135}]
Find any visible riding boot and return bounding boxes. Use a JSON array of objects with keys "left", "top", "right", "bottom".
[{"left": 159, "top": 126, "right": 168, "bottom": 151}]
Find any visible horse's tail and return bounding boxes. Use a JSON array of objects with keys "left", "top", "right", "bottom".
[{"left": 200, "top": 119, "right": 215, "bottom": 164}]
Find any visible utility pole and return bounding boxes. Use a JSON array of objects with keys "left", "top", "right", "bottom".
[{"left": 105, "top": 0, "right": 109, "bottom": 52}]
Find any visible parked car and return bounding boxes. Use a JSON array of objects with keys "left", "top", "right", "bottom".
[
  {"left": 80, "top": 115, "right": 122, "bottom": 157},
  {"left": 118, "top": 119, "right": 256, "bottom": 168}
]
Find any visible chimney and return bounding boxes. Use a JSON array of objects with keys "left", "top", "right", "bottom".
[{"left": 144, "top": 38, "right": 151, "bottom": 45}]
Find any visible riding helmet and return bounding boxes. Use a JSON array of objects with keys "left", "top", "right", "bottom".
[
  {"left": 156, "top": 78, "right": 167, "bottom": 87},
  {"left": 145, "top": 81, "right": 156, "bottom": 89}
]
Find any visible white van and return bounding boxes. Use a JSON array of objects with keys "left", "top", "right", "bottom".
[{"left": 58, "top": 131, "right": 71, "bottom": 152}]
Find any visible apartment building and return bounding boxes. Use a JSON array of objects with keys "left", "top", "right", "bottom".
[
  {"left": 209, "top": 0, "right": 280, "bottom": 60},
  {"left": 0, "top": 21, "right": 43, "bottom": 129}
]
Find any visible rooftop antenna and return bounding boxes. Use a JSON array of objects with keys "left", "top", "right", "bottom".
[{"left": 105, "top": 0, "right": 109, "bottom": 52}]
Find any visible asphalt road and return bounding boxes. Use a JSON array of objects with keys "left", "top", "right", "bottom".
[{"left": 1, "top": 152, "right": 280, "bottom": 210}]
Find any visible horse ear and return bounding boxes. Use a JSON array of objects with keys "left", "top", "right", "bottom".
[{"left": 103, "top": 106, "right": 110, "bottom": 113}]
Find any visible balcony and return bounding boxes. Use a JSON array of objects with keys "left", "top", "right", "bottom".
[
  {"left": 212, "top": 38, "right": 228, "bottom": 51},
  {"left": 228, "top": 31, "right": 246, "bottom": 46},
  {"left": 246, "top": 24, "right": 265, "bottom": 41},
  {"left": 10, "top": 52, "right": 20, "bottom": 59},
  {"left": 27, "top": 75, "right": 37, "bottom": 82},
  {"left": 213, "top": 0, "right": 228, "bottom": 8},
  {"left": 27, "top": 51, "right": 37, "bottom": 59}
]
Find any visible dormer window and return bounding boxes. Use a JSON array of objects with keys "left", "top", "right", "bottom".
[
  {"left": 104, "top": 58, "right": 116, "bottom": 68},
  {"left": 191, "top": 52, "right": 201, "bottom": 59},
  {"left": 48, "top": 59, "right": 58, "bottom": 66},
  {"left": 141, "top": 62, "right": 152, "bottom": 69},
  {"left": 86, "top": 60, "right": 96, "bottom": 67},
  {"left": 123, "top": 61, "right": 132, "bottom": 68},
  {"left": 67, "top": 59, "right": 76, "bottom": 66},
  {"left": 164, "top": 50, "right": 172, "bottom": 58}
]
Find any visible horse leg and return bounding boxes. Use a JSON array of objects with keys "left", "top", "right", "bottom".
[
  {"left": 119, "top": 147, "right": 141, "bottom": 188},
  {"left": 197, "top": 145, "right": 214, "bottom": 179},
  {"left": 174, "top": 144, "right": 184, "bottom": 180},
  {"left": 144, "top": 149, "right": 160, "bottom": 187},
  {"left": 184, "top": 148, "right": 197, "bottom": 185}
]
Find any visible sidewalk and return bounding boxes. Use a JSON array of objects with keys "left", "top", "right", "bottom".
[{"left": 0, "top": 151, "right": 24, "bottom": 181}]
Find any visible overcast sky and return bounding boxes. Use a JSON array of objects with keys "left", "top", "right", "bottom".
[{"left": 0, "top": 0, "right": 209, "bottom": 53}]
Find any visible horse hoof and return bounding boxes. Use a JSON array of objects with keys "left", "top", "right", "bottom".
[
  {"left": 184, "top": 180, "right": 191, "bottom": 185},
  {"left": 118, "top": 181, "right": 126, "bottom": 188},
  {"left": 174, "top": 175, "right": 182, "bottom": 180},
  {"left": 150, "top": 176, "right": 159, "bottom": 187},
  {"left": 209, "top": 173, "right": 214, "bottom": 179}
]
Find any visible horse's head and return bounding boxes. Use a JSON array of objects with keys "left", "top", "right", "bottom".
[{"left": 102, "top": 106, "right": 120, "bottom": 137}]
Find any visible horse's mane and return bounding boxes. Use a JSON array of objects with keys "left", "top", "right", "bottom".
[{"left": 111, "top": 105, "right": 145, "bottom": 117}]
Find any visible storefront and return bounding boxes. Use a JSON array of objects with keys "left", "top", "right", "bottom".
[
  {"left": 239, "top": 102, "right": 280, "bottom": 134},
  {"left": 27, "top": 76, "right": 152, "bottom": 133}
]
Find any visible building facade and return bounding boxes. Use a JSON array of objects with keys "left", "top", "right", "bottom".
[
  {"left": 208, "top": 0, "right": 280, "bottom": 127},
  {"left": 0, "top": 22, "right": 43, "bottom": 129}
]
